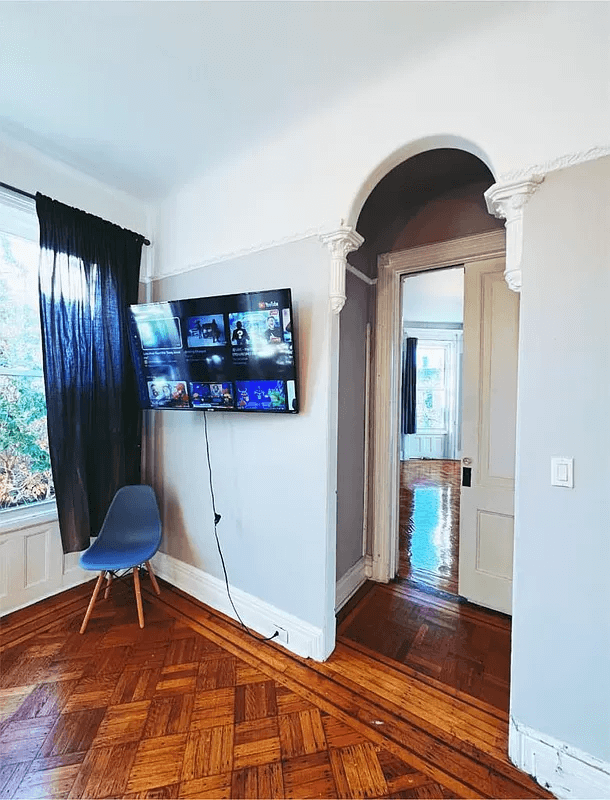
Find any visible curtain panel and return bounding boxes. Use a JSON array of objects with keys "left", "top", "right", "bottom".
[
  {"left": 401, "top": 336, "right": 417, "bottom": 436},
  {"left": 36, "top": 194, "right": 143, "bottom": 553}
]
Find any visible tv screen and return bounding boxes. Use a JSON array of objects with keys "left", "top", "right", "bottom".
[{"left": 129, "top": 288, "right": 299, "bottom": 413}]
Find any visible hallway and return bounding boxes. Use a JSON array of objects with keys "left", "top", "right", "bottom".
[{"left": 341, "top": 458, "right": 510, "bottom": 713}]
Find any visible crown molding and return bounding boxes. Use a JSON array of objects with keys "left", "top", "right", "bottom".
[
  {"left": 498, "top": 145, "right": 610, "bottom": 184},
  {"left": 320, "top": 227, "right": 365, "bottom": 313},
  {"left": 487, "top": 146, "right": 610, "bottom": 292},
  {"left": 152, "top": 227, "right": 329, "bottom": 282}
]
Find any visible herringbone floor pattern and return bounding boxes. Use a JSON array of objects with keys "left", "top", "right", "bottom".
[{"left": 1, "top": 583, "right": 450, "bottom": 799}]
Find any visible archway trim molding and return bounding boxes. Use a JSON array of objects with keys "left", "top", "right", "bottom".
[
  {"left": 484, "top": 175, "right": 544, "bottom": 293},
  {"left": 485, "top": 145, "right": 610, "bottom": 293},
  {"left": 345, "top": 142, "right": 610, "bottom": 295},
  {"left": 497, "top": 144, "right": 610, "bottom": 183},
  {"left": 345, "top": 135, "right": 496, "bottom": 230}
]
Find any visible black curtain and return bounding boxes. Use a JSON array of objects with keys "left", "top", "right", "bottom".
[
  {"left": 401, "top": 337, "right": 417, "bottom": 435},
  {"left": 36, "top": 194, "right": 144, "bottom": 553}
]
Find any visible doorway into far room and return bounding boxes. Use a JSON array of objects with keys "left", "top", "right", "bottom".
[{"left": 399, "top": 266, "right": 463, "bottom": 595}]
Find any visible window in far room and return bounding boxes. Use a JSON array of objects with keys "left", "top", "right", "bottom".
[{"left": 0, "top": 189, "right": 54, "bottom": 510}]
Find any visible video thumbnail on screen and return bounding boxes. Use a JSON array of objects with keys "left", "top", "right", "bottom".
[
  {"left": 229, "top": 309, "right": 283, "bottom": 349},
  {"left": 147, "top": 380, "right": 190, "bottom": 408},
  {"left": 137, "top": 317, "right": 182, "bottom": 350},
  {"left": 235, "top": 380, "right": 287, "bottom": 410},
  {"left": 190, "top": 382, "right": 234, "bottom": 408},
  {"left": 187, "top": 314, "right": 226, "bottom": 348}
]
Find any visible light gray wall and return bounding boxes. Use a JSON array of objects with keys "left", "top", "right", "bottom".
[
  {"left": 0, "top": 135, "right": 150, "bottom": 236},
  {"left": 336, "top": 270, "right": 372, "bottom": 580},
  {"left": 149, "top": 237, "right": 334, "bottom": 630},
  {"left": 511, "top": 157, "right": 610, "bottom": 761},
  {"left": 402, "top": 266, "right": 464, "bottom": 325}
]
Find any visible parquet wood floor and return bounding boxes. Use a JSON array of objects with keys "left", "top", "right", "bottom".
[
  {"left": 0, "top": 578, "right": 552, "bottom": 799},
  {"left": 338, "top": 581, "right": 511, "bottom": 714},
  {"left": 398, "top": 460, "right": 461, "bottom": 595}
]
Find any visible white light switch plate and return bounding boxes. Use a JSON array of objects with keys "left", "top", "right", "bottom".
[{"left": 551, "top": 457, "right": 573, "bottom": 488}]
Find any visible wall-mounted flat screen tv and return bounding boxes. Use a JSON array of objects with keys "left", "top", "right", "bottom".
[{"left": 128, "top": 288, "right": 299, "bottom": 413}]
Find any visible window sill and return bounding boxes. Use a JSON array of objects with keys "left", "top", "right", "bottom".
[{"left": 0, "top": 499, "right": 58, "bottom": 535}]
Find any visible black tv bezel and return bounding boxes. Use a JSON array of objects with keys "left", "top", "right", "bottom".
[{"left": 128, "top": 287, "right": 299, "bottom": 414}]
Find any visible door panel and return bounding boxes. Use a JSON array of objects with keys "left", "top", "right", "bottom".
[{"left": 459, "top": 257, "right": 519, "bottom": 614}]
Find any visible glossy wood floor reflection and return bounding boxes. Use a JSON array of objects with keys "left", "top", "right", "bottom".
[
  {"left": 398, "top": 459, "right": 461, "bottom": 594},
  {"left": 338, "top": 581, "right": 511, "bottom": 714},
  {"left": 0, "top": 579, "right": 552, "bottom": 799}
]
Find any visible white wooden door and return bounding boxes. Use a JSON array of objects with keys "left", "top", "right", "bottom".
[{"left": 459, "top": 256, "right": 519, "bottom": 615}]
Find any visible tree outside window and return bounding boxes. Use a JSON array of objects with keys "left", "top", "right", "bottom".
[{"left": 0, "top": 229, "right": 54, "bottom": 509}]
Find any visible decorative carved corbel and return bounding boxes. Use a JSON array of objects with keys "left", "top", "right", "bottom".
[
  {"left": 320, "top": 227, "right": 364, "bottom": 313},
  {"left": 485, "top": 175, "right": 544, "bottom": 292}
]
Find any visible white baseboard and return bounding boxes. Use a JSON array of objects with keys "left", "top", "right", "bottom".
[
  {"left": 151, "top": 551, "right": 325, "bottom": 661},
  {"left": 510, "top": 718, "right": 610, "bottom": 798},
  {"left": 335, "top": 556, "right": 367, "bottom": 612}
]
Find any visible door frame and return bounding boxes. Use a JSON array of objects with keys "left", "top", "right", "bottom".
[{"left": 370, "top": 230, "right": 506, "bottom": 583}]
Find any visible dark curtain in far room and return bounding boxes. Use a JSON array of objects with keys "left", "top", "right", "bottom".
[
  {"left": 36, "top": 194, "right": 144, "bottom": 554},
  {"left": 401, "top": 336, "right": 417, "bottom": 436}
]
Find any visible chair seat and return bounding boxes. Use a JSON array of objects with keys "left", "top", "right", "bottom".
[{"left": 79, "top": 536, "right": 159, "bottom": 571}]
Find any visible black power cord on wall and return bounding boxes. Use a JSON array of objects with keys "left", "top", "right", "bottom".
[{"left": 202, "top": 410, "right": 279, "bottom": 644}]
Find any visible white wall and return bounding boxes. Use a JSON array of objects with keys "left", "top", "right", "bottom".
[
  {"left": 154, "top": 2, "right": 609, "bottom": 273},
  {"left": 150, "top": 237, "right": 336, "bottom": 648},
  {"left": 150, "top": 0, "right": 610, "bottom": 770},
  {"left": 0, "top": 132, "right": 151, "bottom": 236},
  {"left": 402, "top": 267, "right": 464, "bottom": 325},
  {"left": 336, "top": 270, "right": 371, "bottom": 581},
  {"left": 511, "top": 157, "right": 610, "bottom": 765}
]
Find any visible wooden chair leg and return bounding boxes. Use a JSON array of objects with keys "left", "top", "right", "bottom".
[
  {"left": 133, "top": 566, "right": 144, "bottom": 629},
  {"left": 80, "top": 572, "right": 106, "bottom": 634},
  {"left": 145, "top": 561, "right": 161, "bottom": 596},
  {"left": 103, "top": 572, "right": 113, "bottom": 600}
]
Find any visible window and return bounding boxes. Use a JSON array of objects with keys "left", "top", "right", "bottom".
[
  {"left": 0, "top": 189, "right": 54, "bottom": 510},
  {"left": 415, "top": 344, "right": 449, "bottom": 434}
]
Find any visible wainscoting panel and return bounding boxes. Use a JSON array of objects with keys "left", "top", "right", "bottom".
[{"left": 0, "top": 508, "right": 91, "bottom": 616}]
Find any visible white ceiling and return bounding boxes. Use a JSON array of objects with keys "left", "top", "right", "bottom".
[{"left": 0, "top": 1, "right": 518, "bottom": 202}]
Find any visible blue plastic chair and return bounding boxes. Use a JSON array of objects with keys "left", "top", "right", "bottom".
[{"left": 79, "top": 485, "right": 162, "bottom": 633}]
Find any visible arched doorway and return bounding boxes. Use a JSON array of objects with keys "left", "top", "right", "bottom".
[{"left": 335, "top": 147, "right": 516, "bottom": 712}]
